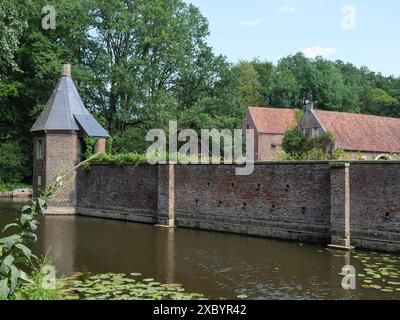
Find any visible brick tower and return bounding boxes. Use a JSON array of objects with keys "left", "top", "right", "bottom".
[{"left": 30, "top": 64, "right": 109, "bottom": 214}]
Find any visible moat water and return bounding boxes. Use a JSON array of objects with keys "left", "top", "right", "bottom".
[{"left": 1, "top": 199, "right": 399, "bottom": 300}]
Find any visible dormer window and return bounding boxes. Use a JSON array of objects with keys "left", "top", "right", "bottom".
[{"left": 37, "top": 139, "right": 44, "bottom": 160}]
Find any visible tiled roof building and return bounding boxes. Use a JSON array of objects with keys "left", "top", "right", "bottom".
[
  {"left": 243, "top": 103, "right": 400, "bottom": 160},
  {"left": 243, "top": 107, "right": 297, "bottom": 161},
  {"left": 298, "top": 102, "right": 400, "bottom": 159}
]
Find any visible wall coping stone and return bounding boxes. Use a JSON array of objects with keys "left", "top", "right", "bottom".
[{"left": 86, "top": 161, "right": 400, "bottom": 167}]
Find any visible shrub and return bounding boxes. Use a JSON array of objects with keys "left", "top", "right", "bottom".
[
  {"left": 282, "top": 129, "right": 310, "bottom": 155},
  {"left": 105, "top": 137, "right": 113, "bottom": 155},
  {"left": 281, "top": 129, "right": 337, "bottom": 160},
  {"left": 83, "top": 136, "right": 98, "bottom": 159}
]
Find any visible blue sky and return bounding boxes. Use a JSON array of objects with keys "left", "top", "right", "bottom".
[{"left": 185, "top": 0, "right": 400, "bottom": 76}]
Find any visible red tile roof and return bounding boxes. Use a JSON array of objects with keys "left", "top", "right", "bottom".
[
  {"left": 248, "top": 107, "right": 297, "bottom": 134},
  {"left": 315, "top": 110, "right": 400, "bottom": 153}
]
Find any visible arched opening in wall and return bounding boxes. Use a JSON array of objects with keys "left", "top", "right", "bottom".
[{"left": 375, "top": 154, "right": 391, "bottom": 161}]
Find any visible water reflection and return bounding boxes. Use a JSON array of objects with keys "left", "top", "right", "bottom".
[
  {"left": 39, "top": 216, "right": 77, "bottom": 276},
  {"left": 0, "top": 199, "right": 399, "bottom": 300}
]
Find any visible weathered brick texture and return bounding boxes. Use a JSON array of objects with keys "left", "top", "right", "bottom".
[
  {"left": 350, "top": 163, "right": 400, "bottom": 251},
  {"left": 173, "top": 163, "right": 331, "bottom": 242},
  {"left": 329, "top": 163, "right": 351, "bottom": 248},
  {"left": 77, "top": 165, "right": 158, "bottom": 223},
  {"left": 45, "top": 133, "right": 80, "bottom": 206},
  {"left": 33, "top": 132, "right": 80, "bottom": 208},
  {"left": 70, "top": 162, "right": 400, "bottom": 252},
  {"left": 157, "top": 165, "right": 175, "bottom": 227},
  {"left": 96, "top": 138, "right": 106, "bottom": 154}
]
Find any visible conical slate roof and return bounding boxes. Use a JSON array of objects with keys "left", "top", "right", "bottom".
[{"left": 30, "top": 65, "right": 109, "bottom": 138}]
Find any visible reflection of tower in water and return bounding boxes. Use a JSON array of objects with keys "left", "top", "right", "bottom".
[{"left": 38, "top": 215, "right": 77, "bottom": 276}]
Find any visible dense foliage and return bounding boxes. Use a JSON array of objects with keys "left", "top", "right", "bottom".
[
  {"left": 280, "top": 129, "right": 343, "bottom": 160},
  {"left": 1, "top": 0, "right": 400, "bottom": 185}
]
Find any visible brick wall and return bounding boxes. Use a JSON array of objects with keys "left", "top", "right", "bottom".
[
  {"left": 350, "top": 163, "right": 400, "bottom": 250},
  {"left": 74, "top": 162, "right": 400, "bottom": 252},
  {"left": 96, "top": 138, "right": 106, "bottom": 154},
  {"left": 77, "top": 165, "right": 158, "bottom": 223},
  {"left": 257, "top": 133, "right": 285, "bottom": 161},
  {"left": 45, "top": 132, "right": 80, "bottom": 207},
  {"left": 33, "top": 132, "right": 80, "bottom": 206},
  {"left": 173, "top": 163, "right": 331, "bottom": 242}
]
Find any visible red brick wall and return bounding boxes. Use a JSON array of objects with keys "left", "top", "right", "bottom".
[
  {"left": 96, "top": 138, "right": 106, "bottom": 154},
  {"left": 77, "top": 165, "right": 158, "bottom": 222},
  {"left": 74, "top": 162, "right": 400, "bottom": 251},
  {"left": 350, "top": 163, "right": 400, "bottom": 250},
  {"left": 173, "top": 163, "right": 331, "bottom": 241},
  {"left": 32, "top": 132, "right": 80, "bottom": 205},
  {"left": 242, "top": 112, "right": 259, "bottom": 160},
  {"left": 257, "top": 133, "right": 285, "bottom": 161}
]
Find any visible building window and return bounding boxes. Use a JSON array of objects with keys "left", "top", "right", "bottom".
[
  {"left": 246, "top": 123, "right": 250, "bottom": 129},
  {"left": 312, "top": 127, "right": 320, "bottom": 138},
  {"left": 37, "top": 139, "right": 44, "bottom": 160}
]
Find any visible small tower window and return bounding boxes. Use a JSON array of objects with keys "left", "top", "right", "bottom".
[{"left": 37, "top": 139, "right": 44, "bottom": 160}]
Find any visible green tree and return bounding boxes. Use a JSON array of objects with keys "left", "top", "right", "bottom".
[
  {"left": 232, "top": 61, "right": 263, "bottom": 108},
  {"left": 0, "top": 0, "right": 30, "bottom": 72},
  {"left": 250, "top": 59, "right": 274, "bottom": 106},
  {"left": 0, "top": 140, "right": 28, "bottom": 184},
  {"left": 364, "top": 88, "right": 399, "bottom": 116}
]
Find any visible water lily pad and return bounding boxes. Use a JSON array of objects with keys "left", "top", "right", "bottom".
[
  {"left": 130, "top": 273, "right": 142, "bottom": 277},
  {"left": 370, "top": 285, "right": 382, "bottom": 290}
]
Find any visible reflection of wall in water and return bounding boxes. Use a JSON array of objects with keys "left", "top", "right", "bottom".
[{"left": 154, "top": 228, "right": 176, "bottom": 284}]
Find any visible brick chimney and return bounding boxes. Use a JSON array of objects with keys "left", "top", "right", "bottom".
[{"left": 305, "top": 101, "right": 314, "bottom": 111}]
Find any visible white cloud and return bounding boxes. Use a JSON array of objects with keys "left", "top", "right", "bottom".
[
  {"left": 240, "top": 19, "right": 262, "bottom": 27},
  {"left": 278, "top": 5, "right": 296, "bottom": 13},
  {"left": 302, "top": 47, "right": 337, "bottom": 59}
]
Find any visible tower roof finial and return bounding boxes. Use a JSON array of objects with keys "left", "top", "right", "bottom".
[{"left": 62, "top": 64, "right": 71, "bottom": 77}]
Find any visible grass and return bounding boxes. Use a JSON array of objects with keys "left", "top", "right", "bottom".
[{"left": 0, "top": 183, "right": 32, "bottom": 193}]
